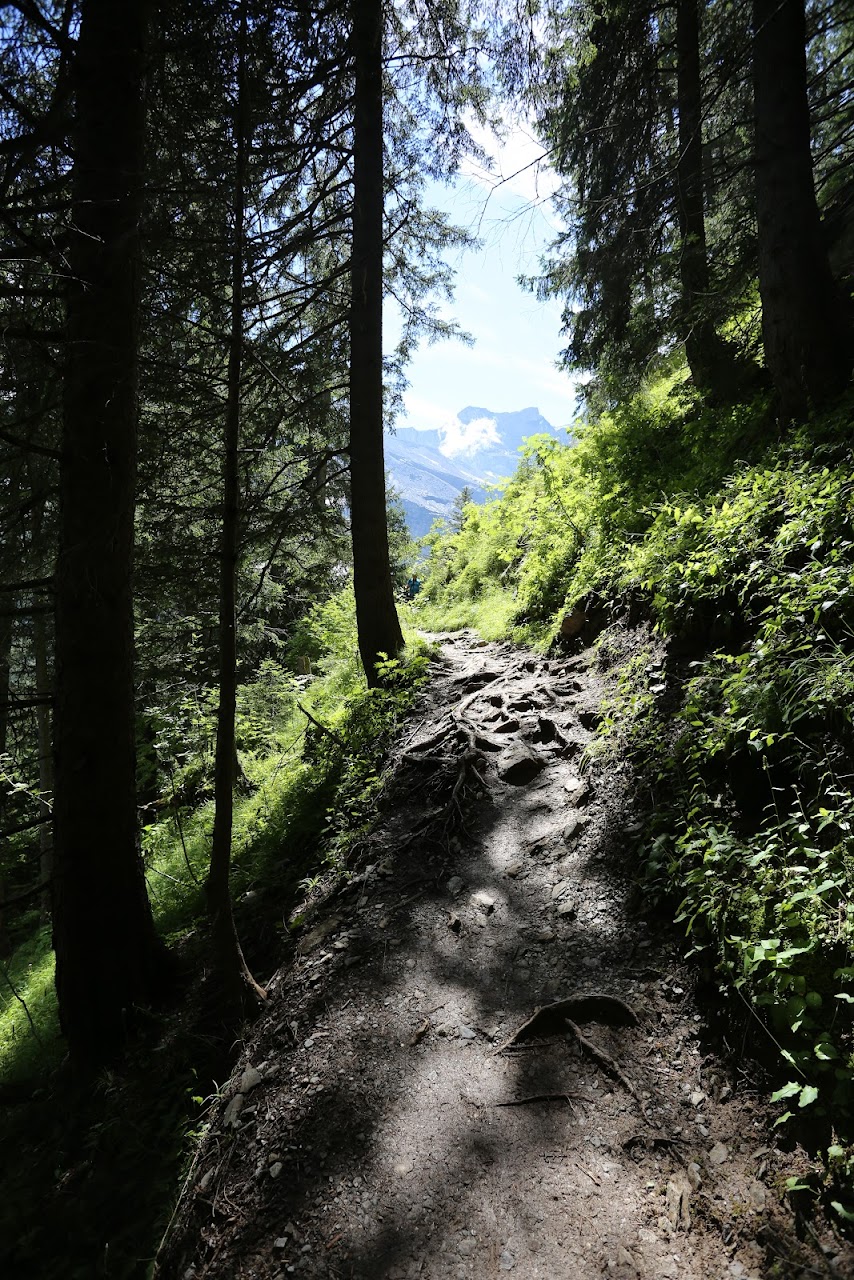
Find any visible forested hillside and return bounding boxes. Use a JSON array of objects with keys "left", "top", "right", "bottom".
[{"left": 0, "top": 0, "right": 852, "bottom": 1276}]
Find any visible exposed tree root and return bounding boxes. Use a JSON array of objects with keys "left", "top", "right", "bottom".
[
  {"left": 563, "top": 1016, "right": 645, "bottom": 1112},
  {"left": 401, "top": 714, "right": 455, "bottom": 757},
  {"left": 394, "top": 714, "right": 488, "bottom": 850},
  {"left": 495, "top": 1092, "right": 593, "bottom": 1108},
  {"left": 494, "top": 995, "right": 651, "bottom": 1124},
  {"left": 456, "top": 673, "right": 514, "bottom": 715},
  {"left": 494, "top": 994, "right": 638, "bottom": 1054}
]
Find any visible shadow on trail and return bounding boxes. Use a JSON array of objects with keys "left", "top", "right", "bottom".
[{"left": 162, "top": 718, "right": 660, "bottom": 1279}]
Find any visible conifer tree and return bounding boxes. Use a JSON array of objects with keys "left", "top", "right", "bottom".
[
  {"left": 206, "top": 0, "right": 267, "bottom": 1018},
  {"left": 675, "top": 0, "right": 740, "bottom": 396},
  {"left": 52, "top": 0, "right": 166, "bottom": 1068},
  {"left": 523, "top": 0, "right": 851, "bottom": 413},
  {"left": 752, "top": 0, "right": 852, "bottom": 418},
  {"left": 349, "top": 0, "right": 405, "bottom": 685}
]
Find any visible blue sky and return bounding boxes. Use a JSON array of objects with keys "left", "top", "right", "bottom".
[{"left": 386, "top": 120, "right": 579, "bottom": 435}]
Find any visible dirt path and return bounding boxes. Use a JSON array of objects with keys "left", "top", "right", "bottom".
[{"left": 160, "top": 631, "right": 851, "bottom": 1280}]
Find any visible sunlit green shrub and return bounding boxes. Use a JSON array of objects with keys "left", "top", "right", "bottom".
[{"left": 423, "top": 370, "right": 854, "bottom": 1174}]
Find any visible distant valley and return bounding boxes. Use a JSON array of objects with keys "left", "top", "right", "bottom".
[{"left": 385, "top": 405, "right": 566, "bottom": 536}]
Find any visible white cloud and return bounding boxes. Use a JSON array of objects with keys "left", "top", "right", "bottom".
[{"left": 439, "top": 415, "right": 500, "bottom": 458}]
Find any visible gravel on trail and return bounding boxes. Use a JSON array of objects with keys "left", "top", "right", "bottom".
[{"left": 158, "top": 630, "right": 853, "bottom": 1280}]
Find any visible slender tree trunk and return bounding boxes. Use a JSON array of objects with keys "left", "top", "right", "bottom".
[
  {"left": 0, "top": 603, "right": 12, "bottom": 954},
  {"left": 32, "top": 608, "right": 54, "bottom": 920},
  {"left": 0, "top": 618, "right": 11, "bottom": 773},
  {"left": 53, "top": 0, "right": 165, "bottom": 1069},
  {"left": 675, "top": 0, "right": 737, "bottom": 398},
  {"left": 206, "top": 0, "right": 267, "bottom": 1019},
  {"left": 0, "top": 445, "right": 26, "bottom": 955},
  {"left": 349, "top": 0, "right": 404, "bottom": 687},
  {"left": 753, "top": 0, "right": 852, "bottom": 419},
  {"left": 25, "top": 457, "right": 54, "bottom": 919}
]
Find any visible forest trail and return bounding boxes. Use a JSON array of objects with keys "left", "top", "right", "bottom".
[{"left": 160, "top": 631, "right": 851, "bottom": 1280}]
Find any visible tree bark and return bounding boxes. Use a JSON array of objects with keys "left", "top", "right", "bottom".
[
  {"left": 675, "top": 0, "right": 738, "bottom": 398},
  {"left": 32, "top": 606, "right": 54, "bottom": 920},
  {"left": 206, "top": 0, "right": 267, "bottom": 1019},
  {"left": 349, "top": 0, "right": 404, "bottom": 687},
  {"left": 25, "top": 457, "right": 55, "bottom": 920},
  {"left": 0, "top": 601, "right": 12, "bottom": 954},
  {"left": 53, "top": 0, "right": 165, "bottom": 1070},
  {"left": 753, "top": 0, "right": 852, "bottom": 419}
]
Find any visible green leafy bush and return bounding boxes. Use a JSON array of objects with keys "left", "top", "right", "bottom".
[{"left": 423, "top": 373, "right": 854, "bottom": 1176}]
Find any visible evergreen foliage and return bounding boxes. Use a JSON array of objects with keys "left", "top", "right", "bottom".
[
  {"left": 512, "top": 0, "right": 852, "bottom": 410},
  {"left": 0, "top": 0, "right": 484, "bottom": 1053},
  {"left": 0, "top": 0, "right": 853, "bottom": 1258}
]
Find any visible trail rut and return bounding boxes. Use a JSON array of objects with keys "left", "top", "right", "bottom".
[{"left": 158, "top": 630, "right": 852, "bottom": 1280}]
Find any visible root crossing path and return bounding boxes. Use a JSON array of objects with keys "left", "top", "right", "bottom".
[{"left": 160, "top": 631, "right": 849, "bottom": 1280}]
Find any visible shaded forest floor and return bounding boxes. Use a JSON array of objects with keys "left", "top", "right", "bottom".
[{"left": 157, "top": 630, "right": 852, "bottom": 1280}]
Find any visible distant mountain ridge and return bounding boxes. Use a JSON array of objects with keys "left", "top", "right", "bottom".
[{"left": 385, "top": 406, "right": 564, "bottom": 536}]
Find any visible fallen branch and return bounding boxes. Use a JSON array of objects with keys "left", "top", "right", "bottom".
[{"left": 297, "top": 702, "right": 344, "bottom": 747}]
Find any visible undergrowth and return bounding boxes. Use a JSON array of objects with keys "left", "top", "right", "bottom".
[
  {"left": 422, "top": 375, "right": 854, "bottom": 1215},
  {"left": 0, "top": 585, "right": 429, "bottom": 1279}
]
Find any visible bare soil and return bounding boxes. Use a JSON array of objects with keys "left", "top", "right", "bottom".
[{"left": 157, "top": 630, "right": 853, "bottom": 1280}]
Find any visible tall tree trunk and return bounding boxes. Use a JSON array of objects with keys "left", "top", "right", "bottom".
[
  {"left": 26, "top": 457, "right": 54, "bottom": 919},
  {"left": 0, "top": 444, "right": 26, "bottom": 955},
  {"left": 753, "top": 0, "right": 852, "bottom": 419},
  {"left": 53, "top": 0, "right": 165, "bottom": 1070},
  {"left": 0, "top": 602, "right": 12, "bottom": 954},
  {"left": 675, "top": 0, "right": 737, "bottom": 398},
  {"left": 206, "top": 0, "right": 267, "bottom": 1019},
  {"left": 33, "top": 607, "right": 54, "bottom": 920},
  {"left": 349, "top": 0, "right": 404, "bottom": 687}
]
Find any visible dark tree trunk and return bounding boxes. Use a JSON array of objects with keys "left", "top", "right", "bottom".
[
  {"left": 26, "top": 457, "right": 54, "bottom": 919},
  {"left": 33, "top": 606, "right": 54, "bottom": 920},
  {"left": 53, "top": 0, "right": 165, "bottom": 1070},
  {"left": 753, "top": 0, "right": 852, "bottom": 419},
  {"left": 349, "top": 0, "right": 404, "bottom": 687},
  {"left": 0, "top": 613, "right": 11, "bottom": 777},
  {"left": 0, "top": 602, "right": 12, "bottom": 954},
  {"left": 206, "top": 0, "right": 267, "bottom": 1019},
  {"left": 676, "top": 0, "right": 738, "bottom": 398}
]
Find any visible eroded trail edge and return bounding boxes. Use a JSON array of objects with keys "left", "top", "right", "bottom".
[{"left": 160, "top": 631, "right": 850, "bottom": 1280}]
